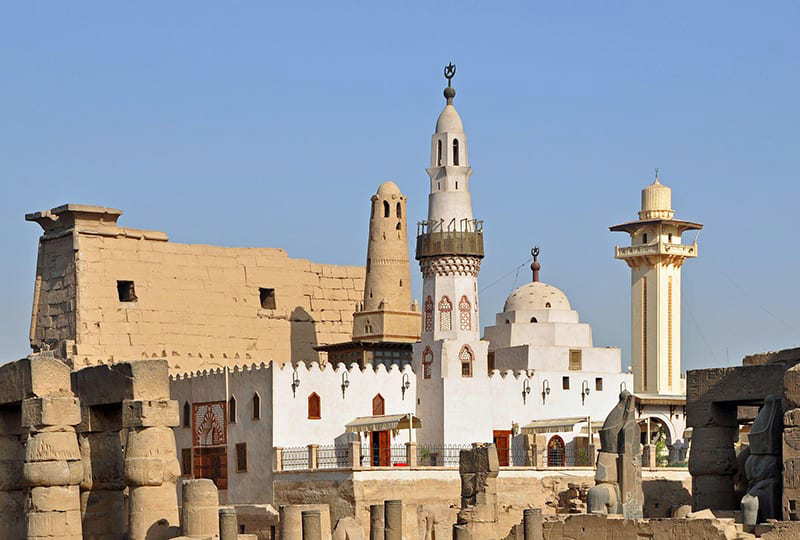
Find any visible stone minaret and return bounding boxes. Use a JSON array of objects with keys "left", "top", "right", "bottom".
[
  {"left": 413, "top": 64, "right": 490, "bottom": 445},
  {"left": 610, "top": 174, "right": 703, "bottom": 395},
  {"left": 352, "top": 182, "right": 420, "bottom": 343}
]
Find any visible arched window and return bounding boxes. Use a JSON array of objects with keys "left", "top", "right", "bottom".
[
  {"left": 183, "top": 401, "right": 191, "bottom": 428},
  {"left": 438, "top": 296, "right": 453, "bottom": 331},
  {"left": 396, "top": 202, "right": 402, "bottom": 218},
  {"left": 437, "top": 140, "right": 442, "bottom": 166},
  {"left": 252, "top": 393, "right": 261, "bottom": 420},
  {"left": 459, "top": 295, "right": 471, "bottom": 331},
  {"left": 547, "top": 436, "right": 566, "bottom": 466},
  {"left": 308, "top": 393, "right": 321, "bottom": 420},
  {"left": 545, "top": 302, "right": 551, "bottom": 308},
  {"left": 452, "top": 139, "right": 460, "bottom": 166},
  {"left": 530, "top": 317, "right": 538, "bottom": 323},
  {"left": 459, "top": 345, "right": 473, "bottom": 377},
  {"left": 642, "top": 233, "right": 648, "bottom": 244},
  {"left": 396, "top": 222, "right": 401, "bottom": 231},
  {"left": 383, "top": 200, "right": 390, "bottom": 218},
  {"left": 372, "top": 394, "right": 385, "bottom": 416},
  {"left": 424, "top": 296, "right": 433, "bottom": 332},
  {"left": 228, "top": 396, "right": 237, "bottom": 424},
  {"left": 422, "top": 347, "right": 433, "bottom": 379}
]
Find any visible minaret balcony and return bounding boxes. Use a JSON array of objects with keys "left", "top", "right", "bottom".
[
  {"left": 614, "top": 241, "right": 698, "bottom": 261},
  {"left": 415, "top": 230, "right": 484, "bottom": 259}
]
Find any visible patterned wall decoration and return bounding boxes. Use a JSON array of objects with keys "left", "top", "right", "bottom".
[{"left": 192, "top": 401, "right": 227, "bottom": 446}]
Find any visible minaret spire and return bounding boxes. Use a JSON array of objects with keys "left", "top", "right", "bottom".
[
  {"left": 531, "top": 247, "right": 541, "bottom": 283},
  {"left": 444, "top": 63, "right": 456, "bottom": 104}
]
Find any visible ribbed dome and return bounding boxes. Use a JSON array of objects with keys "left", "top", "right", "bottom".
[
  {"left": 504, "top": 282, "right": 571, "bottom": 312},
  {"left": 436, "top": 104, "right": 464, "bottom": 133},
  {"left": 377, "top": 181, "right": 401, "bottom": 196},
  {"left": 639, "top": 179, "right": 674, "bottom": 220}
]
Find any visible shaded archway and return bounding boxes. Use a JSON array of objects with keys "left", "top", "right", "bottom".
[{"left": 547, "top": 435, "right": 566, "bottom": 466}]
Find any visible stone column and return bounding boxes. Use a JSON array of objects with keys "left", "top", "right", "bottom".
[
  {"left": 308, "top": 444, "right": 319, "bottom": 470},
  {"left": 522, "top": 508, "right": 543, "bottom": 540},
  {"left": 688, "top": 402, "right": 738, "bottom": 511},
  {"left": 452, "top": 524, "right": 470, "bottom": 540},
  {"left": 123, "top": 399, "right": 181, "bottom": 540},
  {"left": 384, "top": 500, "right": 402, "bottom": 540},
  {"left": 301, "top": 510, "right": 322, "bottom": 540},
  {"left": 78, "top": 406, "right": 126, "bottom": 540},
  {"left": 0, "top": 406, "right": 26, "bottom": 539},
  {"left": 783, "top": 365, "right": 800, "bottom": 520},
  {"left": 219, "top": 506, "right": 238, "bottom": 540},
  {"left": 534, "top": 434, "right": 547, "bottom": 468},
  {"left": 405, "top": 442, "right": 417, "bottom": 467},
  {"left": 279, "top": 505, "right": 302, "bottom": 540},
  {"left": 181, "top": 479, "right": 220, "bottom": 537},
  {"left": 350, "top": 441, "right": 361, "bottom": 469},
  {"left": 22, "top": 395, "right": 84, "bottom": 540},
  {"left": 642, "top": 445, "right": 657, "bottom": 468},
  {"left": 369, "top": 504, "right": 384, "bottom": 540},
  {"left": 274, "top": 447, "right": 284, "bottom": 472}
]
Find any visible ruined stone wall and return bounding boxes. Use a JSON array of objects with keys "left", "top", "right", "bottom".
[{"left": 28, "top": 205, "right": 365, "bottom": 372}]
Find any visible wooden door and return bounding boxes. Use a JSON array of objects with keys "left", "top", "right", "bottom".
[
  {"left": 371, "top": 430, "right": 391, "bottom": 466},
  {"left": 493, "top": 430, "right": 511, "bottom": 467},
  {"left": 193, "top": 446, "right": 228, "bottom": 490}
]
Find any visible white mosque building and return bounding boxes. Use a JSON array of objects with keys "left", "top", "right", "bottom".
[{"left": 169, "top": 66, "right": 689, "bottom": 504}]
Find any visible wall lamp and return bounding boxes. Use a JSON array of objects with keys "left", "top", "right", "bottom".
[
  {"left": 401, "top": 373, "right": 411, "bottom": 400},
  {"left": 541, "top": 379, "right": 551, "bottom": 405},
  {"left": 522, "top": 379, "right": 531, "bottom": 404},
  {"left": 581, "top": 380, "right": 591, "bottom": 405},
  {"left": 341, "top": 371, "right": 350, "bottom": 399},
  {"left": 291, "top": 369, "right": 300, "bottom": 397}
]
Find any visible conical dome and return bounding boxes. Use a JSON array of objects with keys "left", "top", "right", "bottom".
[
  {"left": 639, "top": 178, "right": 674, "bottom": 220},
  {"left": 436, "top": 104, "right": 464, "bottom": 133}
]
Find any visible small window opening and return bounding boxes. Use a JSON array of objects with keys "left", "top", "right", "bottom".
[
  {"left": 453, "top": 139, "right": 460, "bottom": 165},
  {"left": 569, "top": 350, "right": 582, "bottom": 371},
  {"left": 668, "top": 233, "right": 673, "bottom": 243},
  {"left": 545, "top": 302, "right": 551, "bottom": 308},
  {"left": 530, "top": 317, "right": 538, "bottom": 323},
  {"left": 236, "top": 442, "right": 248, "bottom": 472},
  {"left": 228, "top": 396, "right": 237, "bottom": 424},
  {"left": 595, "top": 377, "right": 603, "bottom": 391},
  {"left": 437, "top": 182, "right": 440, "bottom": 190},
  {"left": 372, "top": 394, "right": 385, "bottom": 416},
  {"left": 643, "top": 233, "right": 648, "bottom": 243},
  {"left": 252, "top": 393, "right": 261, "bottom": 420},
  {"left": 396, "top": 222, "right": 401, "bottom": 230},
  {"left": 396, "top": 202, "right": 402, "bottom": 218},
  {"left": 308, "top": 393, "right": 321, "bottom": 419},
  {"left": 181, "top": 448, "right": 192, "bottom": 475},
  {"left": 383, "top": 200, "right": 390, "bottom": 218},
  {"left": 117, "top": 281, "right": 137, "bottom": 302},
  {"left": 455, "top": 181, "right": 459, "bottom": 189},
  {"left": 562, "top": 376, "right": 570, "bottom": 390},
  {"left": 437, "top": 140, "right": 442, "bottom": 166},
  {"left": 399, "top": 279, "right": 403, "bottom": 287},
  {"left": 182, "top": 402, "right": 191, "bottom": 428},
  {"left": 259, "top": 288, "right": 276, "bottom": 309}
]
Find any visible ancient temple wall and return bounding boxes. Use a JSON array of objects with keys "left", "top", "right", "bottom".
[{"left": 28, "top": 205, "right": 365, "bottom": 372}]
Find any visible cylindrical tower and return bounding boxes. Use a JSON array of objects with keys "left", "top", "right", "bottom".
[{"left": 352, "top": 182, "right": 420, "bottom": 343}]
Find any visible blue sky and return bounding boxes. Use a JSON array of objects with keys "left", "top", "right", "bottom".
[{"left": 1, "top": 2, "right": 798, "bottom": 370}]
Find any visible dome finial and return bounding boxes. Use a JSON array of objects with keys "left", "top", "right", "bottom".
[
  {"left": 654, "top": 167, "right": 661, "bottom": 184},
  {"left": 443, "top": 62, "right": 456, "bottom": 104},
  {"left": 531, "top": 246, "right": 541, "bottom": 283}
]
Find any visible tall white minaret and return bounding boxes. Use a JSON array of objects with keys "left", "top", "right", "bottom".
[
  {"left": 413, "top": 64, "right": 490, "bottom": 445},
  {"left": 610, "top": 173, "right": 703, "bottom": 395}
]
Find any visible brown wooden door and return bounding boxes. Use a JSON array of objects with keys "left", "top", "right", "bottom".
[
  {"left": 193, "top": 446, "right": 228, "bottom": 490},
  {"left": 371, "top": 430, "right": 391, "bottom": 466},
  {"left": 493, "top": 430, "right": 511, "bottom": 467}
]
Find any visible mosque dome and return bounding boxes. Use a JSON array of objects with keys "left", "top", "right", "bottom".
[
  {"left": 503, "top": 281, "right": 571, "bottom": 312},
  {"left": 436, "top": 104, "right": 464, "bottom": 133},
  {"left": 639, "top": 177, "right": 674, "bottom": 220},
  {"left": 377, "top": 181, "right": 402, "bottom": 196}
]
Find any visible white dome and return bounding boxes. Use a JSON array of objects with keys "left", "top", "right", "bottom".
[
  {"left": 436, "top": 104, "right": 464, "bottom": 133},
  {"left": 503, "top": 281, "right": 571, "bottom": 312}
]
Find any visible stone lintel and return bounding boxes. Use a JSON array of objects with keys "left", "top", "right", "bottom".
[{"left": 0, "top": 354, "right": 72, "bottom": 405}]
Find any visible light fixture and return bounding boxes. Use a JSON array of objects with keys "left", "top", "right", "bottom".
[
  {"left": 522, "top": 379, "right": 531, "bottom": 404},
  {"left": 341, "top": 371, "right": 350, "bottom": 398},
  {"left": 582, "top": 380, "right": 591, "bottom": 405},
  {"left": 620, "top": 381, "right": 627, "bottom": 393},
  {"left": 291, "top": 369, "right": 300, "bottom": 397},
  {"left": 541, "top": 379, "right": 551, "bottom": 404},
  {"left": 401, "top": 373, "right": 411, "bottom": 400}
]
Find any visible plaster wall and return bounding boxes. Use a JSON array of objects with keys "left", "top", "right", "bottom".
[{"left": 28, "top": 205, "right": 365, "bottom": 372}]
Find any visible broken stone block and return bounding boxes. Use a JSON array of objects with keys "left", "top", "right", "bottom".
[
  {"left": 21, "top": 396, "right": 81, "bottom": 428},
  {"left": 122, "top": 399, "right": 179, "bottom": 428}
]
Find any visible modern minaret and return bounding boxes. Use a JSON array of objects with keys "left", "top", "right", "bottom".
[
  {"left": 352, "top": 181, "right": 420, "bottom": 343},
  {"left": 413, "top": 64, "right": 490, "bottom": 445},
  {"left": 610, "top": 173, "right": 703, "bottom": 395}
]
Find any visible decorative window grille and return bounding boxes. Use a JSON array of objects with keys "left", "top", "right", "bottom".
[
  {"left": 422, "top": 347, "right": 433, "bottom": 379},
  {"left": 547, "top": 436, "right": 566, "bottom": 467},
  {"left": 458, "top": 295, "right": 471, "bottom": 331},
  {"left": 424, "top": 296, "right": 433, "bottom": 332},
  {"left": 459, "top": 346, "right": 473, "bottom": 378},
  {"left": 439, "top": 296, "right": 452, "bottom": 331}
]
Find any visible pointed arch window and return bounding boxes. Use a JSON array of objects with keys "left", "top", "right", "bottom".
[
  {"left": 422, "top": 347, "right": 433, "bottom": 379},
  {"left": 372, "top": 394, "right": 385, "bottom": 416},
  {"left": 459, "top": 345, "right": 473, "bottom": 377},
  {"left": 308, "top": 392, "right": 321, "bottom": 420},
  {"left": 452, "top": 139, "right": 460, "bottom": 166},
  {"left": 383, "top": 200, "right": 390, "bottom": 218},
  {"left": 252, "top": 393, "right": 261, "bottom": 420},
  {"left": 228, "top": 395, "right": 237, "bottom": 424},
  {"left": 437, "top": 140, "right": 442, "bottom": 166},
  {"left": 424, "top": 296, "right": 434, "bottom": 332},
  {"left": 438, "top": 296, "right": 453, "bottom": 331},
  {"left": 183, "top": 401, "right": 191, "bottom": 428},
  {"left": 396, "top": 202, "right": 402, "bottom": 219},
  {"left": 459, "top": 295, "right": 472, "bottom": 331}
]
